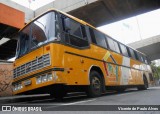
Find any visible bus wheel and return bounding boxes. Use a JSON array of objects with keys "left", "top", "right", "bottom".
[
  {"left": 137, "top": 76, "right": 148, "bottom": 90},
  {"left": 86, "top": 71, "right": 102, "bottom": 97}
]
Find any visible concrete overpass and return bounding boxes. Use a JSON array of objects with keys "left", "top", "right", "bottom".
[
  {"left": 1, "top": 0, "right": 160, "bottom": 60},
  {"left": 1, "top": 0, "right": 160, "bottom": 26},
  {"left": 35, "top": 0, "right": 160, "bottom": 27},
  {"left": 128, "top": 35, "right": 160, "bottom": 61}
]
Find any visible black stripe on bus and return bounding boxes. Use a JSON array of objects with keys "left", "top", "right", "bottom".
[{"left": 65, "top": 51, "right": 145, "bottom": 71}]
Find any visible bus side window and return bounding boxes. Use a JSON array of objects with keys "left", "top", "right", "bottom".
[
  {"left": 89, "top": 28, "right": 107, "bottom": 48},
  {"left": 62, "top": 16, "right": 89, "bottom": 48},
  {"left": 129, "top": 48, "right": 136, "bottom": 59},
  {"left": 119, "top": 44, "right": 129, "bottom": 57},
  {"left": 89, "top": 28, "right": 97, "bottom": 44},
  {"left": 134, "top": 51, "right": 139, "bottom": 61},
  {"left": 107, "top": 38, "right": 120, "bottom": 53},
  {"left": 63, "top": 17, "right": 83, "bottom": 38},
  {"left": 81, "top": 25, "right": 87, "bottom": 40},
  {"left": 113, "top": 41, "right": 120, "bottom": 53},
  {"left": 143, "top": 56, "right": 148, "bottom": 64},
  {"left": 143, "top": 56, "right": 149, "bottom": 64},
  {"left": 107, "top": 38, "right": 115, "bottom": 51},
  {"left": 137, "top": 53, "right": 144, "bottom": 62},
  {"left": 140, "top": 54, "right": 144, "bottom": 63}
]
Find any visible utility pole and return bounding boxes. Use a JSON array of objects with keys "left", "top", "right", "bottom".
[
  {"left": 136, "top": 16, "right": 142, "bottom": 40},
  {"left": 28, "top": 0, "right": 31, "bottom": 9}
]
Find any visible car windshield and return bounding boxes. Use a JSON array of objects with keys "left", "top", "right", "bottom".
[{"left": 16, "top": 11, "right": 60, "bottom": 58}]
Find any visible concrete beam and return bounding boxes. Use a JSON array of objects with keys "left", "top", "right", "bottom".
[
  {"left": 148, "top": 53, "right": 160, "bottom": 61},
  {"left": 35, "top": 1, "right": 54, "bottom": 16},
  {"left": 128, "top": 35, "right": 160, "bottom": 49},
  {"left": 35, "top": 0, "right": 97, "bottom": 16},
  {"left": 128, "top": 35, "right": 160, "bottom": 61}
]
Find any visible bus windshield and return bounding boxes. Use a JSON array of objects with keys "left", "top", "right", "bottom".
[{"left": 16, "top": 11, "right": 60, "bottom": 58}]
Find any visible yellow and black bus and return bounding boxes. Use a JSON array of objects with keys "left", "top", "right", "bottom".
[{"left": 13, "top": 9, "right": 154, "bottom": 99}]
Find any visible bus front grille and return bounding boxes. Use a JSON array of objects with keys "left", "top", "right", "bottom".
[{"left": 13, "top": 54, "right": 50, "bottom": 78}]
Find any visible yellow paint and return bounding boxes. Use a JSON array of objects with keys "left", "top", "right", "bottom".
[{"left": 103, "top": 51, "right": 110, "bottom": 61}]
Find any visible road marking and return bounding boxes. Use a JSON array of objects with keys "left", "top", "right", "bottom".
[
  {"left": 0, "top": 94, "right": 49, "bottom": 101},
  {"left": 61, "top": 99, "right": 96, "bottom": 105},
  {"left": 115, "top": 90, "right": 139, "bottom": 96},
  {"left": 44, "top": 99, "right": 97, "bottom": 109},
  {"left": 148, "top": 86, "right": 160, "bottom": 89},
  {"left": 116, "top": 92, "right": 135, "bottom": 96},
  {"left": 5, "top": 94, "right": 90, "bottom": 105}
]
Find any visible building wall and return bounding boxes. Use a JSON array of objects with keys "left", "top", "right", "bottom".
[
  {"left": 0, "top": 62, "right": 13, "bottom": 97},
  {"left": 0, "top": 3, "right": 25, "bottom": 29},
  {"left": 1, "top": 0, "right": 34, "bottom": 23}
]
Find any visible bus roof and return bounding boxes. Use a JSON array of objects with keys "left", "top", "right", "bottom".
[
  {"left": 20, "top": 8, "right": 95, "bottom": 31},
  {"left": 19, "top": 8, "right": 147, "bottom": 56}
]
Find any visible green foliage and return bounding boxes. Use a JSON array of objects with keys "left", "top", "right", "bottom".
[{"left": 151, "top": 62, "right": 160, "bottom": 79}]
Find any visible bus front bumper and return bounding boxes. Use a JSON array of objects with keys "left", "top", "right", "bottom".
[{"left": 13, "top": 70, "right": 66, "bottom": 95}]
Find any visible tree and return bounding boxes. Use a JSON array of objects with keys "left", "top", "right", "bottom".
[{"left": 151, "top": 62, "right": 160, "bottom": 80}]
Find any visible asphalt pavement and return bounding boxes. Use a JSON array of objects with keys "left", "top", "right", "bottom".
[{"left": 0, "top": 86, "right": 160, "bottom": 114}]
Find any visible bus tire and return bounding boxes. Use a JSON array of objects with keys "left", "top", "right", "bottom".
[
  {"left": 137, "top": 75, "right": 148, "bottom": 90},
  {"left": 86, "top": 71, "right": 102, "bottom": 98}
]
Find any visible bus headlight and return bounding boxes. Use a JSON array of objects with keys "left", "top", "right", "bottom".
[
  {"left": 42, "top": 75, "right": 47, "bottom": 82},
  {"left": 36, "top": 76, "right": 42, "bottom": 84},
  {"left": 13, "top": 83, "right": 23, "bottom": 91},
  {"left": 36, "top": 73, "right": 53, "bottom": 84},
  {"left": 17, "top": 84, "right": 21, "bottom": 90},
  {"left": 47, "top": 73, "right": 53, "bottom": 81},
  {"left": 14, "top": 85, "right": 18, "bottom": 91}
]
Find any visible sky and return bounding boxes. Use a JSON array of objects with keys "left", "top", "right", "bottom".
[
  {"left": 9, "top": 0, "right": 160, "bottom": 64},
  {"left": 11, "top": 0, "right": 55, "bottom": 10}
]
